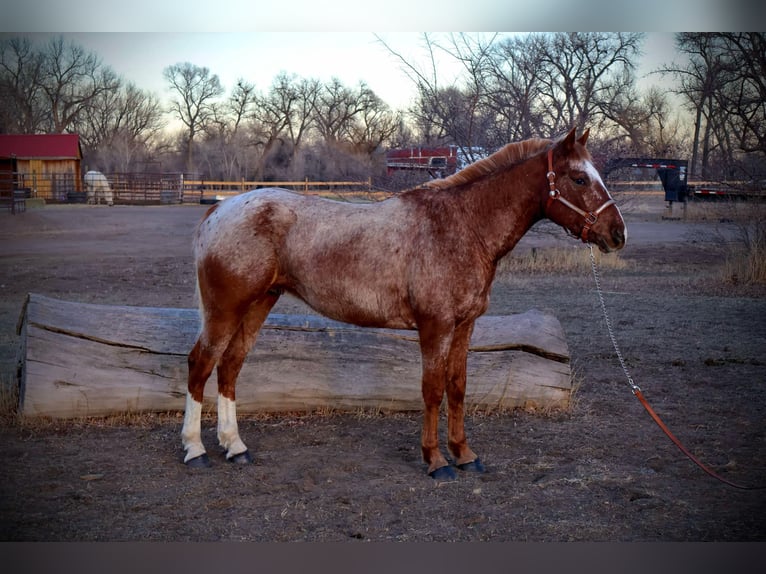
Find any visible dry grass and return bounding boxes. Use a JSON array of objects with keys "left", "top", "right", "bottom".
[
  {"left": 565, "top": 364, "right": 584, "bottom": 414},
  {"left": 682, "top": 199, "right": 759, "bottom": 223},
  {"left": 498, "top": 245, "right": 627, "bottom": 275},
  {"left": 0, "top": 398, "right": 421, "bottom": 431},
  {"left": 687, "top": 201, "right": 766, "bottom": 286},
  {"left": 650, "top": 199, "right": 766, "bottom": 286},
  {"left": 723, "top": 205, "right": 766, "bottom": 285},
  {"left": 722, "top": 240, "right": 766, "bottom": 285},
  {"left": 0, "top": 373, "right": 18, "bottom": 424},
  {"left": 2, "top": 409, "right": 187, "bottom": 432}
]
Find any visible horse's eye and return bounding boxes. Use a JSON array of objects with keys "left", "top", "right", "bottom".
[{"left": 574, "top": 177, "right": 586, "bottom": 186}]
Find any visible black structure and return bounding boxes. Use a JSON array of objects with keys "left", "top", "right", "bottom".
[{"left": 604, "top": 158, "right": 689, "bottom": 203}]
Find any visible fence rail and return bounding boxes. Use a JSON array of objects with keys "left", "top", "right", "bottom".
[
  {"left": 183, "top": 177, "right": 380, "bottom": 202},
  {"left": 5, "top": 172, "right": 381, "bottom": 204},
  {"left": 4, "top": 171, "right": 763, "bottom": 207},
  {"left": 13, "top": 172, "right": 80, "bottom": 203}
]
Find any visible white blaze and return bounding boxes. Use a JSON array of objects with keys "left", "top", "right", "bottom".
[
  {"left": 582, "top": 159, "right": 609, "bottom": 194},
  {"left": 583, "top": 159, "right": 627, "bottom": 244}
]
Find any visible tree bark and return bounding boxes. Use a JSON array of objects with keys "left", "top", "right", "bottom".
[{"left": 16, "top": 294, "right": 572, "bottom": 418}]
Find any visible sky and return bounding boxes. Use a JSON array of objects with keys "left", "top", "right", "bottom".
[
  {"left": 9, "top": 32, "right": 679, "bottom": 114},
  {"left": 61, "top": 32, "right": 442, "bottom": 111},
  {"left": 4, "top": 0, "right": 759, "bottom": 33},
  {"left": 2, "top": 0, "right": 759, "bottom": 121}
]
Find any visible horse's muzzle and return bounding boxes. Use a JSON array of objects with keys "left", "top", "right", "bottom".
[{"left": 597, "top": 226, "right": 626, "bottom": 253}]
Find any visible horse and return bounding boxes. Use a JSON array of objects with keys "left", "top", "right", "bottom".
[
  {"left": 180, "top": 127, "right": 627, "bottom": 480},
  {"left": 83, "top": 170, "right": 113, "bottom": 206}
]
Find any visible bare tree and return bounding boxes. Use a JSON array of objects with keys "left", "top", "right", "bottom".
[
  {"left": 377, "top": 33, "right": 493, "bottom": 155},
  {"left": 535, "top": 32, "right": 644, "bottom": 134},
  {"left": 263, "top": 73, "right": 321, "bottom": 164},
  {"left": 228, "top": 79, "right": 256, "bottom": 136},
  {"left": 657, "top": 33, "right": 766, "bottom": 179},
  {"left": 598, "top": 82, "right": 684, "bottom": 157},
  {"left": 249, "top": 72, "right": 316, "bottom": 179},
  {"left": 312, "top": 77, "right": 366, "bottom": 145},
  {"left": 286, "top": 76, "right": 320, "bottom": 157},
  {"left": 196, "top": 79, "right": 261, "bottom": 180},
  {"left": 306, "top": 78, "right": 400, "bottom": 178},
  {"left": 715, "top": 34, "right": 766, "bottom": 162},
  {"left": 210, "top": 79, "right": 259, "bottom": 179},
  {"left": 482, "top": 34, "right": 548, "bottom": 142},
  {"left": 659, "top": 33, "right": 729, "bottom": 178},
  {"left": 38, "top": 36, "right": 120, "bottom": 134},
  {"left": 345, "top": 84, "right": 400, "bottom": 154},
  {"left": 0, "top": 35, "right": 119, "bottom": 134},
  {"left": 379, "top": 32, "right": 642, "bottom": 156},
  {"left": 163, "top": 62, "right": 224, "bottom": 173},
  {"left": 0, "top": 36, "right": 46, "bottom": 133},
  {"left": 75, "top": 82, "right": 164, "bottom": 171}
]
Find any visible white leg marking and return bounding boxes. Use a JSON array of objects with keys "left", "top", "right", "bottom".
[
  {"left": 181, "top": 392, "right": 206, "bottom": 462},
  {"left": 217, "top": 394, "right": 248, "bottom": 459}
]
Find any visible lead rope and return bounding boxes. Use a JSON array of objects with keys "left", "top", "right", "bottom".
[{"left": 588, "top": 244, "right": 764, "bottom": 490}]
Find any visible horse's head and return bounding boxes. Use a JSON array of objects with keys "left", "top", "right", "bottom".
[{"left": 544, "top": 128, "right": 626, "bottom": 253}]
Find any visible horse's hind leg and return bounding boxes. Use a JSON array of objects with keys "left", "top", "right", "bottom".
[
  {"left": 182, "top": 312, "right": 241, "bottom": 466},
  {"left": 215, "top": 294, "right": 279, "bottom": 463}
]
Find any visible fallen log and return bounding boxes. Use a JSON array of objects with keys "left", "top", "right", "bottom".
[{"left": 16, "top": 293, "right": 571, "bottom": 418}]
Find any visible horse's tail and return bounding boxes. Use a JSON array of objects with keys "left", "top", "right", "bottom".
[
  {"left": 194, "top": 272, "right": 205, "bottom": 338},
  {"left": 192, "top": 203, "right": 220, "bottom": 337}
]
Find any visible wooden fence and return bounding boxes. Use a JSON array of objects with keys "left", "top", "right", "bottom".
[
  {"left": 9, "top": 171, "right": 760, "bottom": 207},
  {"left": 13, "top": 172, "right": 80, "bottom": 203},
  {"left": 2, "top": 173, "right": 387, "bottom": 204},
  {"left": 182, "top": 177, "right": 390, "bottom": 203}
]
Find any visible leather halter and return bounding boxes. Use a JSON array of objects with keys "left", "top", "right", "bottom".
[{"left": 545, "top": 148, "right": 615, "bottom": 242}]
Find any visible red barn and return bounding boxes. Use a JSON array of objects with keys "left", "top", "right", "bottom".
[{"left": 0, "top": 134, "right": 83, "bottom": 200}]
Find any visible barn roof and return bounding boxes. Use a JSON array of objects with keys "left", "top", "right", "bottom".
[{"left": 0, "top": 134, "right": 82, "bottom": 160}]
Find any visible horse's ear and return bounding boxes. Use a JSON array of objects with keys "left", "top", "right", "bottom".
[
  {"left": 578, "top": 128, "right": 590, "bottom": 146},
  {"left": 562, "top": 127, "right": 577, "bottom": 148}
]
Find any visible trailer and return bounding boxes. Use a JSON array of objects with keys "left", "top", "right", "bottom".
[
  {"left": 385, "top": 146, "right": 460, "bottom": 178},
  {"left": 686, "top": 183, "right": 766, "bottom": 201},
  {"left": 604, "top": 158, "right": 689, "bottom": 203},
  {"left": 604, "top": 157, "right": 765, "bottom": 204}
]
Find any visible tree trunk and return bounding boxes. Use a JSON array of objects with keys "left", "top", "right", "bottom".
[{"left": 16, "top": 294, "right": 572, "bottom": 418}]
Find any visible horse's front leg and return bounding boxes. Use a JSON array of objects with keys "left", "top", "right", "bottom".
[
  {"left": 418, "top": 320, "right": 456, "bottom": 480},
  {"left": 446, "top": 320, "right": 484, "bottom": 473}
]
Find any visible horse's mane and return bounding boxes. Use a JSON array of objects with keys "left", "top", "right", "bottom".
[{"left": 424, "top": 137, "right": 552, "bottom": 190}]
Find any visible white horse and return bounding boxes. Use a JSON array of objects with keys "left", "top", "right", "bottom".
[{"left": 84, "top": 171, "right": 113, "bottom": 206}]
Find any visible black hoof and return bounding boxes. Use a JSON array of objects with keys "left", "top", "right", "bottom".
[
  {"left": 227, "top": 450, "right": 253, "bottom": 465},
  {"left": 185, "top": 453, "right": 212, "bottom": 468},
  {"left": 457, "top": 458, "right": 486, "bottom": 473},
  {"left": 428, "top": 465, "right": 457, "bottom": 481}
]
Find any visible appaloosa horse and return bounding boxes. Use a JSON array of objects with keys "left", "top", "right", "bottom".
[{"left": 181, "top": 127, "right": 626, "bottom": 480}]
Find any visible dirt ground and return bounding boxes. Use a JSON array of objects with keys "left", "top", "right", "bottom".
[{"left": 0, "top": 199, "right": 764, "bottom": 542}]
